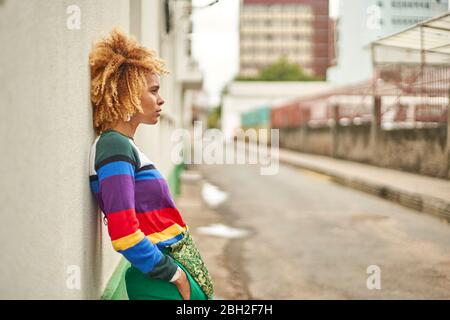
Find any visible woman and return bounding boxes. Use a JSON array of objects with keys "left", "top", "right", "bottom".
[{"left": 88, "top": 28, "right": 214, "bottom": 300}]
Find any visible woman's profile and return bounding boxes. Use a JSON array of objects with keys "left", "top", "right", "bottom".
[{"left": 88, "top": 28, "right": 214, "bottom": 300}]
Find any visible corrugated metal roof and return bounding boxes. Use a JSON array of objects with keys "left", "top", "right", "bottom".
[{"left": 371, "top": 12, "right": 450, "bottom": 55}]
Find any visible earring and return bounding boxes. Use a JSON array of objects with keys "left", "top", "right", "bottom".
[{"left": 125, "top": 114, "right": 131, "bottom": 122}]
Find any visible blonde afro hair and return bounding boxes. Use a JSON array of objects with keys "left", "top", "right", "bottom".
[{"left": 89, "top": 28, "right": 168, "bottom": 135}]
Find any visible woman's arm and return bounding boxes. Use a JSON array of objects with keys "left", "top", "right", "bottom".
[{"left": 96, "top": 136, "right": 179, "bottom": 281}]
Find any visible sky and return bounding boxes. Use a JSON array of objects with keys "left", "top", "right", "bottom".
[{"left": 191, "top": 0, "right": 341, "bottom": 106}]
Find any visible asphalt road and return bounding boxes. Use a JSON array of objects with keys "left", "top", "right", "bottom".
[{"left": 198, "top": 162, "right": 450, "bottom": 299}]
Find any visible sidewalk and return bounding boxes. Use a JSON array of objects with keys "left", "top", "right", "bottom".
[
  {"left": 175, "top": 170, "right": 250, "bottom": 300},
  {"left": 278, "top": 148, "right": 450, "bottom": 222}
]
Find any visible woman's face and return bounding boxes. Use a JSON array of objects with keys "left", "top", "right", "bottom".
[{"left": 138, "top": 72, "right": 165, "bottom": 125}]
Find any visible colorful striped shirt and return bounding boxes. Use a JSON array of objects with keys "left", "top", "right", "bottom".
[{"left": 88, "top": 129, "right": 187, "bottom": 281}]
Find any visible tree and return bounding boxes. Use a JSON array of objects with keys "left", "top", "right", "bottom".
[
  {"left": 206, "top": 84, "right": 228, "bottom": 129},
  {"left": 206, "top": 106, "right": 221, "bottom": 129},
  {"left": 235, "top": 56, "right": 324, "bottom": 81}
]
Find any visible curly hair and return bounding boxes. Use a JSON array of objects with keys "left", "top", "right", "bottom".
[{"left": 89, "top": 27, "right": 168, "bottom": 135}]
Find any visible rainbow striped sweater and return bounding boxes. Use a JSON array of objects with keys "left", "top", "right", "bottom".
[{"left": 88, "top": 129, "right": 187, "bottom": 281}]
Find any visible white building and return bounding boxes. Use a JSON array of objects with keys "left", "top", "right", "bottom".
[
  {"left": 327, "top": 0, "right": 449, "bottom": 85},
  {"left": 222, "top": 81, "right": 335, "bottom": 140},
  {"left": 239, "top": 0, "right": 330, "bottom": 78},
  {"left": 0, "top": 0, "right": 201, "bottom": 299}
]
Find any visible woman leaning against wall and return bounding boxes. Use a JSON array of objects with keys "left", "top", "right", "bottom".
[{"left": 87, "top": 28, "right": 214, "bottom": 300}]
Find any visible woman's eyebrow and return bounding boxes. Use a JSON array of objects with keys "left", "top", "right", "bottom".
[{"left": 149, "top": 85, "right": 160, "bottom": 90}]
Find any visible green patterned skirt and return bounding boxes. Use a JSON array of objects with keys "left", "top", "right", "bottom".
[
  {"left": 125, "top": 229, "right": 214, "bottom": 300},
  {"left": 164, "top": 230, "right": 215, "bottom": 300}
]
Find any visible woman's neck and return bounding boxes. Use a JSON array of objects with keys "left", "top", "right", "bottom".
[{"left": 109, "top": 120, "right": 138, "bottom": 140}]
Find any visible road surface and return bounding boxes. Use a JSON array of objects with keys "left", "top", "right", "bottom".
[{"left": 197, "top": 162, "right": 450, "bottom": 299}]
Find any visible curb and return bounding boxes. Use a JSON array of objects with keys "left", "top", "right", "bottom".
[{"left": 278, "top": 156, "right": 450, "bottom": 223}]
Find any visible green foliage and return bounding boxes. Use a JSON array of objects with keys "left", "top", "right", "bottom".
[
  {"left": 235, "top": 57, "right": 324, "bottom": 82},
  {"left": 207, "top": 105, "right": 221, "bottom": 129},
  {"left": 206, "top": 84, "right": 229, "bottom": 129}
]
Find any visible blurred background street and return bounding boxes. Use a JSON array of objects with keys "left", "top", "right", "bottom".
[
  {"left": 1, "top": 0, "right": 450, "bottom": 299},
  {"left": 179, "top": 159, "right": 450, "bottom": 299}
]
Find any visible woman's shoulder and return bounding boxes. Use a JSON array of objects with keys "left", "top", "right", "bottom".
[
  {"left": 93, "top": 131, "right": 140, "bottom": 170},
  {"left": 97, "top": 130, "right": 132, "bottom": 149}
]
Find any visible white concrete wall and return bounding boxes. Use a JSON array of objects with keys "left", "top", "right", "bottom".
[
  {"left": 0, "top": 0, "right": 198, "bottom": 299},
  {"left": 0, "top": 0, "right": 177, "bottom": 299}
]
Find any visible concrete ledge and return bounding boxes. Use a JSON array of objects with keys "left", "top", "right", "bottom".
[
  {"left": 101, "top": 258, "right": 130, "bottom": 300},
  {"left": 278, "top": 149, "right": 450, "bottom": 222}
]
